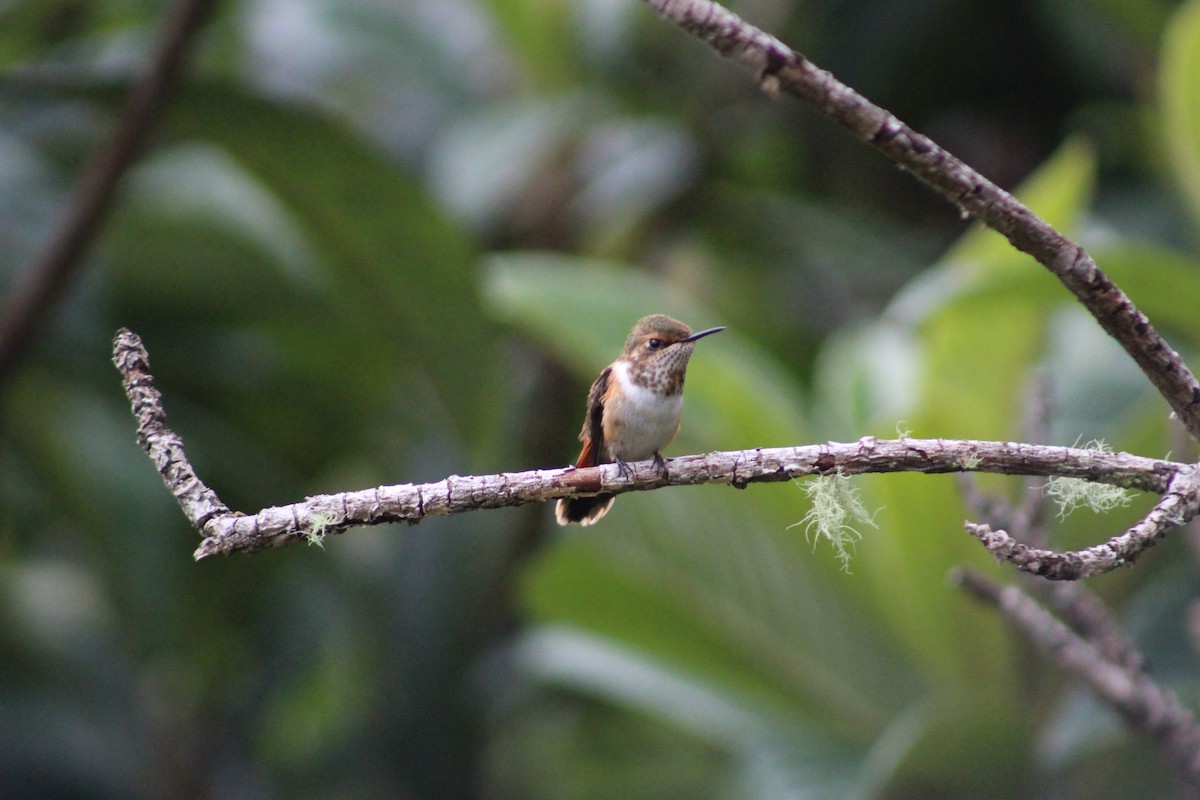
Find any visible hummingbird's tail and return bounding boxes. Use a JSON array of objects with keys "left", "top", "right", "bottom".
[{"left": 555, "top": 494, "right": 615, "bottom": 526}]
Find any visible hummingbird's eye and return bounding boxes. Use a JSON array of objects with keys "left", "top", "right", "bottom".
[{"left": 647, "top": 338, "right": 663, "bottom": 350}]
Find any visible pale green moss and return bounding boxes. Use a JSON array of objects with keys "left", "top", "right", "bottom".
[
  {"left": 302, "top": 511, "right": 336, "bottom": 548},
  {"left": 790, "top": 470, "right": 879, "bottom": 572},
  {"left": 1044, "top": 439, "right": 1133, "bottom": 519}
]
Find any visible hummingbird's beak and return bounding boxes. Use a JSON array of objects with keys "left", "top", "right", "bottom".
[{"left": 682, "top": 326, "right": 725, "bottom": 343}]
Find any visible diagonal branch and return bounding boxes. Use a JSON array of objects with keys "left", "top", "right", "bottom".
[
  {"left": 639, "top": 0, "right": 1200, "bottom": 442},
  {"left": 113, "top": 328, "right": 230, "bottom": 529},
  {"left": 956, "top": 568, "right": 1200, "bottom": 791},
  {"left": 0, "top": 0, "right": 219, "bottom": 384},
  {"left": 113, "top": 329, "right": 1187, "bottom": 563},
  {"left": 1041, "top": 581, "right": 1146, "bottom": 673}
]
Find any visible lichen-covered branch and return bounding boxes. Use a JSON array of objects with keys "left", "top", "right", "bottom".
[
  {"left": 113, "top": 329, "right": 230, "bottom": 530},
  {"left": 966, "top": 465, "right": 1200, "bottom": 579},
  {"left": 113, "top": 330, "right": 1186, "bottom": 562},
  {"left": 189, "top": 437, "right": 1180, "bottom": 560},
  {"left": 639, "top": 0, "right": 1200, "bottom": 442},
  {"left": 956, "top": 568, "right": 1200, "bottom": 790}
]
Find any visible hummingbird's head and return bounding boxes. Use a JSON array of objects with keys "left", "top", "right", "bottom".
[{"left": 622, "top": 314, "right": 724, "bottom": 393}]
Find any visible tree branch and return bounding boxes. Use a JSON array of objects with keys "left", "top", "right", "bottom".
[
  {"left": 0, "top": 0, "right": 219, "bottom": 384},
  {"left": 112, "top": 328, "right": 230, "bottom": 530},
  {"left": 955, "top": 568, "right": 1200, "bottom": 791},
  {"left": 639, "top": 0, "right": 1200, "bottom": 442},
  {"left": 113, "top": 329, "right": 1186, "bottom": 562},
  {"left": 965, "top": 465, "right": 1200, "bottom": 579}
]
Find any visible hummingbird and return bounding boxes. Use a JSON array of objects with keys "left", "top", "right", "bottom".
[{"left": 555, "top": 314, "right": 725, "bottom": 526}]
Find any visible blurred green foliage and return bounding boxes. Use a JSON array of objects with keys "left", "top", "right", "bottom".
[{"left": 3, "top": 0, "right": 1200, "bottom": 797}]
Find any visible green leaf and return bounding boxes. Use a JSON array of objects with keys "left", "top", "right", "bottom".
[
  {"left": 517, "top": 626, "right": 890, "bottom": 799},
  {"left": 881, "top": 138, "right": 1101, "bottom": 440},
  {"left": 948, "top": 135, "right": 1095, "bottom": 267},
  {"left": 1096, "top": 244, "right": 1200, "bottom": 345},
  {"left": 483, "top": 251, "right": 806, "bottom": 450},
  {"left": 520, "top": 495, "right": 909, "bottom": 741},
  {"left": 1161, "top": 0, "right": 1200, "bottom": 229},
  {"left": 155, "top": 82, "right": 497, "bottom": 444}
]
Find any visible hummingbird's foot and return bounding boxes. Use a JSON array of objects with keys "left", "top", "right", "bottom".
[
  {"left": 614, "top": 456, "right": 634, "bottom": 480},
  {"left": 652, "top": 451, "right": 669, "bottom": 478}
]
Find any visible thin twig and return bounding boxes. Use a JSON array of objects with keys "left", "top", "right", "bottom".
[
  {"left": 955, "top": 568, "right": 1200, "bottom": 791},
  {"left": 0, "top": 0, "right": 219, "bottom": 383},
  {"left": 639, "top": 0, "right": 1200, "bottom": 442}
]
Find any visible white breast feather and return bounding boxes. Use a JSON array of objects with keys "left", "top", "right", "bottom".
[{"left": 606, "top": 361, "right": 684, "bottom": 461}]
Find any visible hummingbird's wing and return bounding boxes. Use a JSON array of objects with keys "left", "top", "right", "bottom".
[{"left": 575, "top": 365, "right": 611, "bottom": 468}]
